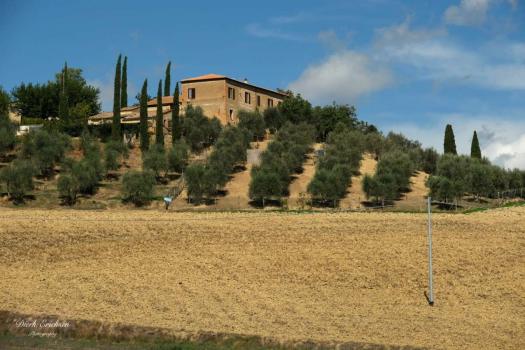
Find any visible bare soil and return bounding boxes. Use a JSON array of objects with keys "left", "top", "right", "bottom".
[{"left": 0, "top": 208, "right": 523, "bottom": 349}]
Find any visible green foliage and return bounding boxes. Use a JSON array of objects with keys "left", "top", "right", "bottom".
[
  {"left": 470, "top": 130, "right": 481, "bottom": 159},
  {"left": 363, "top": 150, "right": 415, "bottom": 203},
  {"left": 57, "top": 174, "right": 79, "bottom": 205},
  {"left": 238, "top": 110, "right": 265, "bottom": 141},
  {"left": 182, "top": 105, "right": 222, "bottom": 152},
  {"left": 250, "top": 122, "right": 315, "bottom": 204},
  {"left": 21, "top": 129, "right": 71, "bottom": 177},
  {"left": 308, "top": 125, "right": 364, "bottom": 204},
  {"left": 104, "top": 140, "right": 128, "bottom": 172},
  {"left": 142, "top": 144, "right": 167, "bottom": 178},
  {"left": 184, "top": 164, "right": 208, "bottom": 202},
  {"left": 0, "top": 160, "right": 35, "bottom": 203},
  {"left": 72, "top": 153, "right": 103, "bottom": 195},
  {"left": 263, "top": 107, "right": 284, "bottom": 134},
  {"left": 57, "top": 62, "right": 69, "bottom": 121},
  {"left": 277, "top": 92, "right": 312, "bottom": 125},
  {"left": 0, "top": 85, "right": 10, "bottom": 117},
  {"left": 164, "top": 61, "right": 171, "bottom": 97},
  {"left": 311, "top": 103, "right": 358, "bottom": 141},
  {"left": 155, "top": 80, "right": 164, "bottom": 146},
  {"left": 444, "top": 124, "right": 457, "bottom": 155},
  {"left": 185, "top": 126, "right": 250, "bottom": 201},
  {"left": 167, "top": 140, "right": 189, "bottom": 173},
  {"left": 139, "top": 79, "right": 149, "bottom": 152},
  {"left": 121, "top": 170, "right": 156, "bottom": 206},
  {"left": 11, "top": 67, "right": 100, "bottom": 122},
  {"left": 121, "top": 56, "right": 128, "bottom": 108},
  {"left": 172, "top": 83, "right": 182, "bottom": 143},
  {"left": 0, "top": 90, "right": 16, "bottom": 155},
  {"left": 112, "top": 54, "right": 122, "bottom": 141}
]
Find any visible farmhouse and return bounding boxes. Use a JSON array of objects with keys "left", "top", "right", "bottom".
[{"left": 88, "top": 74, "right": 287, "bottom": 132}]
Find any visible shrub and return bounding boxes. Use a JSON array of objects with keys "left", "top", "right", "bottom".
[
  {"left": 21, "top": 129, "right": 71, "bottom": 177},
  {"left": 72, "top": 158, "right": 101, "bottom": 195},
  {"left": 0, "top": 118, "right": 16, "bottom": 157},
  {"left": 238, "top": 110, "right": 265, "bottom": 141},
  {"left": 182, "top": 105, "right": 222, "bottom": 152},
  {"left": 263, "top": 107, "right": 284, "bottom": 134},
  {"left": 142, "top": 144, "right": 167, "bottom": 178},
  {"left": 250, "top": 122, "right": 315, "bottom": 205},
  {"left": 167, "top": 141, "right": 189, "bottom": 173},
  {"left": 57, "top": 174, "right": 79, "bottom": 205},
  {"left": 184, "top": 164, "right": 207, "bottom": 202},
  {"left": 121, "top": 170, "right": 156, "bottom": 206},
  {"left": 0, "top": 160, "right": 35, "bottom": 203}
]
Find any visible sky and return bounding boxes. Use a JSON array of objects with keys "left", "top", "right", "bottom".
[{"left": 1, "top": 0, "right": 524, "bottom": 168}]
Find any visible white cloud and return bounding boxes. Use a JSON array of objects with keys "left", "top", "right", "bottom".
[
  {"left": 386, "top": 114, "right": 525, "bottom": 169},
  {"left": 444, "top": 0, "right": 492, "bottom": 26},
  {"left": 374, "top": 20, "right": 525, "bottom": 90},
  {"left": 287, "top": 50, "right": 393, "bottom": 104}
]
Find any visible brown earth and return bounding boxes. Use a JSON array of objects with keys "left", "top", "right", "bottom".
[
  {"left": 0, "top": 208, "right": 523, "bottom": 349},
  {"left": 340, "top": 154, "right": 378, "bottom": 209},
  {"left": 287, "top": 143, "right": 322, "bottom": 208}
]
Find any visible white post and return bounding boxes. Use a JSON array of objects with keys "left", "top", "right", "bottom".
[{"left": 427, "top": 196, "right": 434, "bottom": 305}]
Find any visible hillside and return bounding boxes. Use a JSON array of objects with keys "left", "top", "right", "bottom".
[{"left": 340, "top": 154, "right": 378, "bottom": 209}]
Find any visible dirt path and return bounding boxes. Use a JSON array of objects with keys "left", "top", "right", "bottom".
[
  {"left": 214, "top": 140, "right": 270, "bottom": 209},
  {"left": 396, "top": 171, "right": 429, "bottom": 210},
  {"left": 340, "top": 154, "right": 377, "bottom": 209},
  {"left": 287, "top": 144, "right": 322, "bottom": 208}
]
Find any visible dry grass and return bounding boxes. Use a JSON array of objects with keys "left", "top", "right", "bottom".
[{"left": 0, "top": 208, "right": 524, "bottom": 349}]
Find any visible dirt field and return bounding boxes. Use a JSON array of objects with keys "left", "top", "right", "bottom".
[{"left": 0, "top": 208, "right": 524, "bottom": 349}]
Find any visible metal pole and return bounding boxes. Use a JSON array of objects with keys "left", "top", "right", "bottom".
[{"left": 427, "top": 196, "right": 434, "bottom": 306}]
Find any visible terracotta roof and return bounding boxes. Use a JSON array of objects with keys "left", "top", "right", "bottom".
[
  {"left": 181, "top": 73, "right": 226, "bottom": 82},
  {"left": 147, "top": 96, "right": 174, "bottom": 106}
]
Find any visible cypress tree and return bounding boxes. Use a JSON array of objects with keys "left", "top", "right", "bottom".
[
  {"left": 112, "top": 54, "right": 122, "bottom": 141},
  {"left": 156, "top": 80, "right": 164, "bottom": 146},
  {"left": 444, "top": 124, "right": 457, "bottom": 155},
  {"left": 171, "top": 82, "right": 181, "bottom": 144},
  {"left": 121, "top": 56, "right": 128, "bottom": 108},
  {"left": 470, "top": 130, "right": 481, "bottom": 159},
  {"left": 164, "top": 61, "right": 171, "bottom": 97},
  {"left": 58, "top": 62, "right": 69, "bottom": 121},
  {"left": 139, "top": 79, "right": 149, "bottom": 153}
]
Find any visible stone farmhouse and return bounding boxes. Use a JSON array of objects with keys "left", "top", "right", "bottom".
[{"left": 88, "top": 73, "right": 287, "bottom": 133}]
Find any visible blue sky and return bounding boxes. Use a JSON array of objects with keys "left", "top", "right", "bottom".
[{"left": 1, "top": 0, "right": 524, "bottom": 168}]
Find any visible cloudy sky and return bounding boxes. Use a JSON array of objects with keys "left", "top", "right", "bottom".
[{"left": 1, "top": 0, "right": 524, "bottom": 168}]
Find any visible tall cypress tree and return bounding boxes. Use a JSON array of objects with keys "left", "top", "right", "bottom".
[
  {"left": 139, "top": 79, "right": 149, "bottom": 153},
  {"left": 171, "top": 82, "right": 181, "bottom": 144},
  {"left": 470, "top": 130, "right": 481, "bottom": 159},
  {"left": 444, "top": 124, "right": 457, "bottom": 155},
  {"left": 164, "top": 61, "right": 171, "bottom": 97},
  {"left": 156, "top": 80, "right": 164, "bottom": 146},
  {"left": 58, "top": 62, "right": 69, "bottom": 121},
  {"left": 121, "top": 56, "right": 128, "bottom": 108},
  {"left": 112, "top": 54, "right": 122, "bottom": 141}
]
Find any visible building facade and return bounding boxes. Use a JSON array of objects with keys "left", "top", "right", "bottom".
[
  {"left": 88, "top": 73, "right": 286, "bottom": 130},
  {"left": 180, "top": 74, "right": 287, "bottom": 125}
]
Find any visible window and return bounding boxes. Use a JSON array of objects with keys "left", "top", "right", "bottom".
[
  {"left": 267, "top": 98, "right": 273, "bottom": 107},
  {"left": 188, "top": 88, "right": 196, "bottom": 99},
  {"left": 244, "top": 92, "right": 251, "bottom": 104},
  {"left": 228, "top": 87, "right": 235, "bottom": 100},
  {"left": 257, "top": 95, "right": 261, "bottom": 107},
  {"left": 229, "top": 109, "right": 234, "bottom": 121}
]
